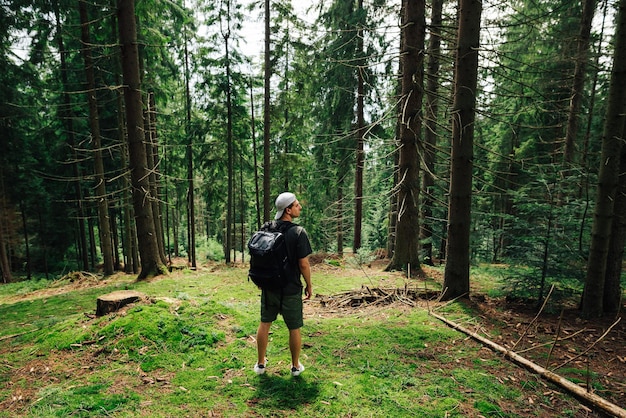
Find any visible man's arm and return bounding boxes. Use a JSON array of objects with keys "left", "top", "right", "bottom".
[{"left": 298, "top": 256, "right": 312, "bottom": 299}]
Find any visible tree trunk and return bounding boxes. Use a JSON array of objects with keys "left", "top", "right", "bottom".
[
  {"left": 250, "top": 77, "right": 261, "bottom": 230},
  {"left": 145, "top": 93, "right": 167, "bottom": 266},
  {"left": 603, "top": 130, "right": 626, "bottom": 314},
  {"left": 563, "top": 0, "right": 596, "bottom": 164},
  {"left": 117, "top": 0, "right": 166, "bottom": 280},
  {"left": 353, "top": 0, "right": 365, "bottom": 253},
  {"left": 442, "top": 0, "right": 482, "bottom": 300},
  {"left": 0, "top": 170, "right": 12, "bottom": 283},
  {"left": 263, "top": 0, "right": 272, "bottom": 222},
  {"left": 109, "top": 0, "right": 135, "bottom": 274},
  {"left": 79, "top": 0, "right": 115, "bottom": 276},
  {"left": 582, "top": 0, "right": 626, "bottom": 317},
  {"left": 282, "top": 37, "right": 290, "bottom": 192},
  {"left": 0, "top": 221, "right": 11, "bottom": 283},
  {"left": 110, "top": 209, "right": 121, "bottom": 270},
  {"left": 386, "top": 0, "right": 425, "bottom": 274},
  {"left": 224, "top": 5, "right": 234, "bottom": 264},
  {"left": 387, "top": 144, "right": 399, "bottom": 258},
  {"left": 420, "top": 0, "right": 443, "bottom": 266},
  {"left": 120, "top": 141, "right": 136, "bottom": 274},
  {"left": 54, "top": 1, "right": 89, "bottom": 271},
  {"left": 337, "top": 180, "right": 344, "bottom": 257},
  {"left": 580, "top": 3, "right": 608, "bottom": 189},
  {"left": 19, "top": 201, "right": 31, "bottom": 279},
  {"left": 183, "top": 23, "right": 196, "bottom": 269},
  {"left": 387, "top": 4, "right": 403, "bottom": 260}
]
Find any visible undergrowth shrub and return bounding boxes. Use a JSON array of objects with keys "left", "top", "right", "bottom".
[{"left": 501, "top": 267, "right": 581, "bottom": 312}]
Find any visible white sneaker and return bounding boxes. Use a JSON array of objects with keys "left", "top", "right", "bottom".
[
  {"left": 254, "top": 360, "right": 267, "bottom": 375},
  {"left": 291, "top": 363, "right": 305, "bottom": 377}
]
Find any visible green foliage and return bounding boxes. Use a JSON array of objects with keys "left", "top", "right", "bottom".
[
  {"left": 196, "top": 236, "right": 226, "bottom": 262},
  {"left": 346, "top": 248, "right": 377, "bottom": 268},
  {"left": 325, "top": 258, "right": 342, "bottom": 267}
]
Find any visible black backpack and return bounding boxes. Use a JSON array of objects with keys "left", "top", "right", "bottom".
[{"left": 247, "top": 221, "right": 297, "bottom": 291}]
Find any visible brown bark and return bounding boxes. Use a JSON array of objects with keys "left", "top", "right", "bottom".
[
  {"left": 442, "top": 0, "right": 482, "bottom": 300},
  {"left": 386, "top": 0, "right": 425, "bottom": 273},
  {"left": 117, "top": 0, "right": 166, "bottom": 280},
  {"left": 250, "top": 78, "right": 261, "bottom": 231},
  {"left": 420, "top": 0, "right": 443, "bottom": 266},
  {"left": 582, "top": 0, "right": 626, "bottom": 317},
  {"left": 183, "top": 23, "right": 196, "bottom": 269},
  {"left": 353, "top": 0, "right": 365, "bottom": 253},
  {"left": 224, "top": 4, "right": 234, "bottom": 264},
  {"left": 145, "top": 93, "right": 167, "bottom": 266},
  {"left": 79, "top": 0, "right": 114, "bottom": 276},
  {"left": 337, "top": 181, "right": 344, "bottom": 257},
  {"left": 0, "top": 185, "right": 12, "bottom": 283},
  {"left": 108, "top": 0, "right": 136, "bottom": 274},
  {"left": 387, "top": 1, "right": 403, "bottom": 260},
  {"left": 54, "top": 1, "right": 89, "bottom": 271},
  {"left": 263, "top": 0, "right": 271, "bottom": 222},
  {"left": 602, "top": 118, "right": 626, "bottom": 313},
  {"left": 563, "top": 0, "right": 596, "bottom": 164}
]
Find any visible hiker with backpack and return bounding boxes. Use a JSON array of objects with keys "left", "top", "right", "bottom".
[{"left": 249, "top": 192, "right": 312, "bottom": 376}]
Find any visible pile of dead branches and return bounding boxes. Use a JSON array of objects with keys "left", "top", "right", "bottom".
[
  {"left": 319, "top": 285, "right": 439, "bottom": 309},
  {"left": 53, "top": 271, "right": 101, "bottom": 287}
]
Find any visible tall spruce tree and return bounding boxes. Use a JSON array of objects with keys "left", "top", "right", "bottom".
[
  {"left": 442, "top": 0, "right": 482, "bottom": 300},
  {"left": 582, "top": 0, "right": 626, "bottom": 318},
  {"left": 386, "top": 0, "right": 425, "bottom": 273},
  {"left": 79, "top": 0, "right": 115, "bottom": 276},
  {"left": 117, "top": 0, "right": 166, "bottom": 279}
]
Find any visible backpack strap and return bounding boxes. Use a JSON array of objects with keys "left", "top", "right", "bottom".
[{"left": 263, "top": 220, "right": 297, "bottom": 234}]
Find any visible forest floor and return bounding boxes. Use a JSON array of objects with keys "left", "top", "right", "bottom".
[
  {"left": 0, "top": 259, "right": 624, "bottom": 417},
  {"left": 309, "top": 258, "right": 626, "bottom": 415},
  {"left": 466, "top": 296, "right": 626, "bottom": 413}
]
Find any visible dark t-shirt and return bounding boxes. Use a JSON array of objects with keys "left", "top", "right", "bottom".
[{"left": 276, "top": 220, "right": 312, "bottom": 295}]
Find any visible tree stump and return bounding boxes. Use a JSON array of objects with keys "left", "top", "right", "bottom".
[{"left": 96, "top": 290, "right": 145, "bottom": 316}]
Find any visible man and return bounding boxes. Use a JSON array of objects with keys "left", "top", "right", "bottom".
[{"left": 254, "top": 192, "right": 313, "bottom": 377}]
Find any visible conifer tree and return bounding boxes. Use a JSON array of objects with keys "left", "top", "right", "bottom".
[
  {"left": 582, "top": 0, "right": 626, "bottom": 317},
  {"left": 118, "top": 0, "right": 166, "bottom": 279},
  {"left": 386, "top": 0, "right": 425, "bottom": 273},
  {"left": 442, "top": 0, "right": 482, "bottom": 299}
]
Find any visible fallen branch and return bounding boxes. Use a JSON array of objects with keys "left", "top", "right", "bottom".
[
  {"left": 430, "top": 310, "right": 626, "bottom": 418},
  {"left": 429, "top": 289, "right": 468, "bottom": 313},
  {"left": 319, "top": 287, "right": 436, "bottom": 309}
]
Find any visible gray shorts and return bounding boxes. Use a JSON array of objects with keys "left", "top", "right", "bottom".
[{"left": 260, "top": 290, "right": 303, "bottom": 330}]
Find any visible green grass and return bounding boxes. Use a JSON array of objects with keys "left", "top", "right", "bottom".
[{"left": 0, "top": 264, "right": 598, "bottom": 417}]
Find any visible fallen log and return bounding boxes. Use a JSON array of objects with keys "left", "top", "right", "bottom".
[
  {"left": 430, "top": 310, "right": 626, "bottom": 418},
  {"left": 96, "top": 290, "right": 146, "bottom": 316}
]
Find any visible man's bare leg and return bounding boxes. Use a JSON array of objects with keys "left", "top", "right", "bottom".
[
  {"left": 289, "top": 328, "right": 301, "bottom": 368},
  {"left": 257, "top": 322, "right": 272, "bottom": 365}
]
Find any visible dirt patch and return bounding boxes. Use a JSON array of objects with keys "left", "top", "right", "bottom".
[{"left": 465, "top": 296, "right": 626, "bottom": 410}]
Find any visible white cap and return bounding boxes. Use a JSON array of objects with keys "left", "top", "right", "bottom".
[{"left": 274, "top": 192, "right": 297, "bottom": 220}]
